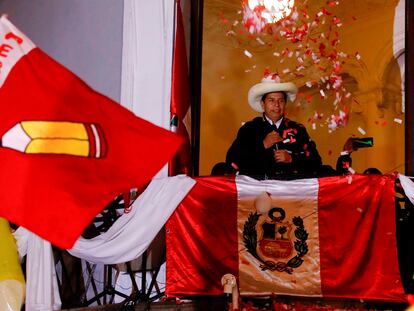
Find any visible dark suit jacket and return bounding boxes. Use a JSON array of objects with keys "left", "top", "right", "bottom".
[{"left": 226, "top": 116, "right": 322, "bottom": 179}]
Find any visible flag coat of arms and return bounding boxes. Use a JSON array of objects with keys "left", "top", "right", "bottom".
[
  {"left": 166, "top": 175, "right": 405, "bottom": 301},
  {"left": 0, "top": 17, "right": 182, "bottom": 248}
]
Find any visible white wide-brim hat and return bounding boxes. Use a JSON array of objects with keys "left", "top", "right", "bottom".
[{"left": 248, "top": 76, "right": 298, "bottom": 112}]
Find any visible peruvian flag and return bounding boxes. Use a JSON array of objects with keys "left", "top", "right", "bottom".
[
  {"left": 169, "top": 0, "right": 191, "bottom": 176},
  {"left": 0, "top": 17, "right": 182, "bottom": 249},
  {"left": 166, "top": 175, "right": 405, "bottom": 301}
]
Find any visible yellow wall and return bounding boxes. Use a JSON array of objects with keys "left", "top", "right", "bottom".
[{"left": 199, "top": 0, "right": 404, "bottom": 176}]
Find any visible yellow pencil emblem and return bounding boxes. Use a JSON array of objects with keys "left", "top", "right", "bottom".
[{"left": 1, "top": 121, "right": 107, "bottom": 158}]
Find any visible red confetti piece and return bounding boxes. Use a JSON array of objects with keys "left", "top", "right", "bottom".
[
  {"left": 319, "top": 43, "right": 327, "bottom": 56},
  {"left": 333, "top": 16, "right": 341, "bottom": 24},
  {"left": 329, "top": 50, "right": 338, "bottom": 60},
  {"left": 322, "top": 7, "right": 333, "bottom": 16}
]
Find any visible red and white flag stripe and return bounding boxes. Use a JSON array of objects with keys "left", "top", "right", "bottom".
[{"left": 166, "top": 174, "right": 405, "bottom": 302}]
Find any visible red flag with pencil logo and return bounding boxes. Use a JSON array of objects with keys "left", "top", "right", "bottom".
[{"left": 0, "top": 17, "right": 183, "bottom": 248}]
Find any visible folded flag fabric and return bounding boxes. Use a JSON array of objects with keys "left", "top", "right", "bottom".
[
  {"left": 0, "top": 16, "right": 182, "bottom": 249},
  {"left": 169, "top": 0, "right": 191, "bottom": 176},
  {"left": 166, "top": 174, "right": 405, "bottom": 302}
]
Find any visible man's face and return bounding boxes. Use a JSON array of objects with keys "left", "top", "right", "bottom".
[{"left": 260, "top": 92, "right": 286, "bottom": 122}]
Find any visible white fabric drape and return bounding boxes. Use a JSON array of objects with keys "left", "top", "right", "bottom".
[
  {"left": 120, "top": 0, "right": 175, "bottom": 130},
  {"left": 398, "top": 174, "right": 414, "bottom": 206},
  {"left": 121, "top": 0, "right": 175, "bottom": 179},
  {"left": 14, "top": 228, "right": 61, "bottom": 311},
  {"left": 68, "top": 175, "right": 195, "bottom": 264},
  {"left": 13, "top": 175, "right": 195, "bottom": 310}
]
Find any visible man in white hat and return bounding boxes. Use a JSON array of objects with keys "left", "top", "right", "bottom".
[{"left": 226, "top": 75, "right": 322, "bottom": 179}]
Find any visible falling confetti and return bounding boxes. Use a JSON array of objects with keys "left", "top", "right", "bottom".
[
  {"left": 394, "top": 118, "right": 403, "bottom": 124},
  {"left": 256, "top": 37, "right": 265, "bottom": 45},
  {"left": 244, "top": 49, "right": 253, "bottom": 58},
  {"left": 327, "top": 110, "right": 348, "bottom": 131},
  {"left": 358, "top": 127, "right": 366, "bottom": 135},
  {"left": 218, "top": 0, "right": 362, "bottom": 132}
]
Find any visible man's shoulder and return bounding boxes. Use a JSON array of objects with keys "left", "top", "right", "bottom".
[
  {"left": 236, "top": 117, "right": 266, "bottom": 137},
  {"left": 241, "top": 116, "right": 265, "bottom": 128},
  {"left": 284, "top": 118, "right": 306, "bottom": 130}
]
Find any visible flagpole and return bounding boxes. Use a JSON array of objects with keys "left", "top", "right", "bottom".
[
  {"left": 406, "top": 0, "right": 414, "bottom": 176},
  {"left": 168, "top": 1, "right": 177, "bottom": 138},
  {"left": 189, "top": 0, "right": 204, "bottom": 176}
]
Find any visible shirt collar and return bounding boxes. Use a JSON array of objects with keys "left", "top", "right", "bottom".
[{"left": 264, "top": 114, "right": 283, "bottom": 129}]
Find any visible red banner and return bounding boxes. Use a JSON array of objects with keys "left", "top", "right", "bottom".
[{"left": 166, "top": 175, "right": 405, "bottom": 301}]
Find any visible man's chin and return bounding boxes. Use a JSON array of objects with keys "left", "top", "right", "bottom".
[{"left": 270, "top": 114, "right": 282, "bottom": 121}]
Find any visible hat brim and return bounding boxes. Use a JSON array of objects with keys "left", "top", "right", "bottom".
[{"left": 248, "top": 82, "right": 298, "bottom": 112}]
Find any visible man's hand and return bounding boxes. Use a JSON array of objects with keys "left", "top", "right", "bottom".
[
  {"left": 343, "top": 137, "right": 358, "bottom": 153},
  {"left": 274, "top": 150, "right": 292, "bottom": 163},
  {"left": 263, "top": 131, "right": 283, "bottom": 149}
]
